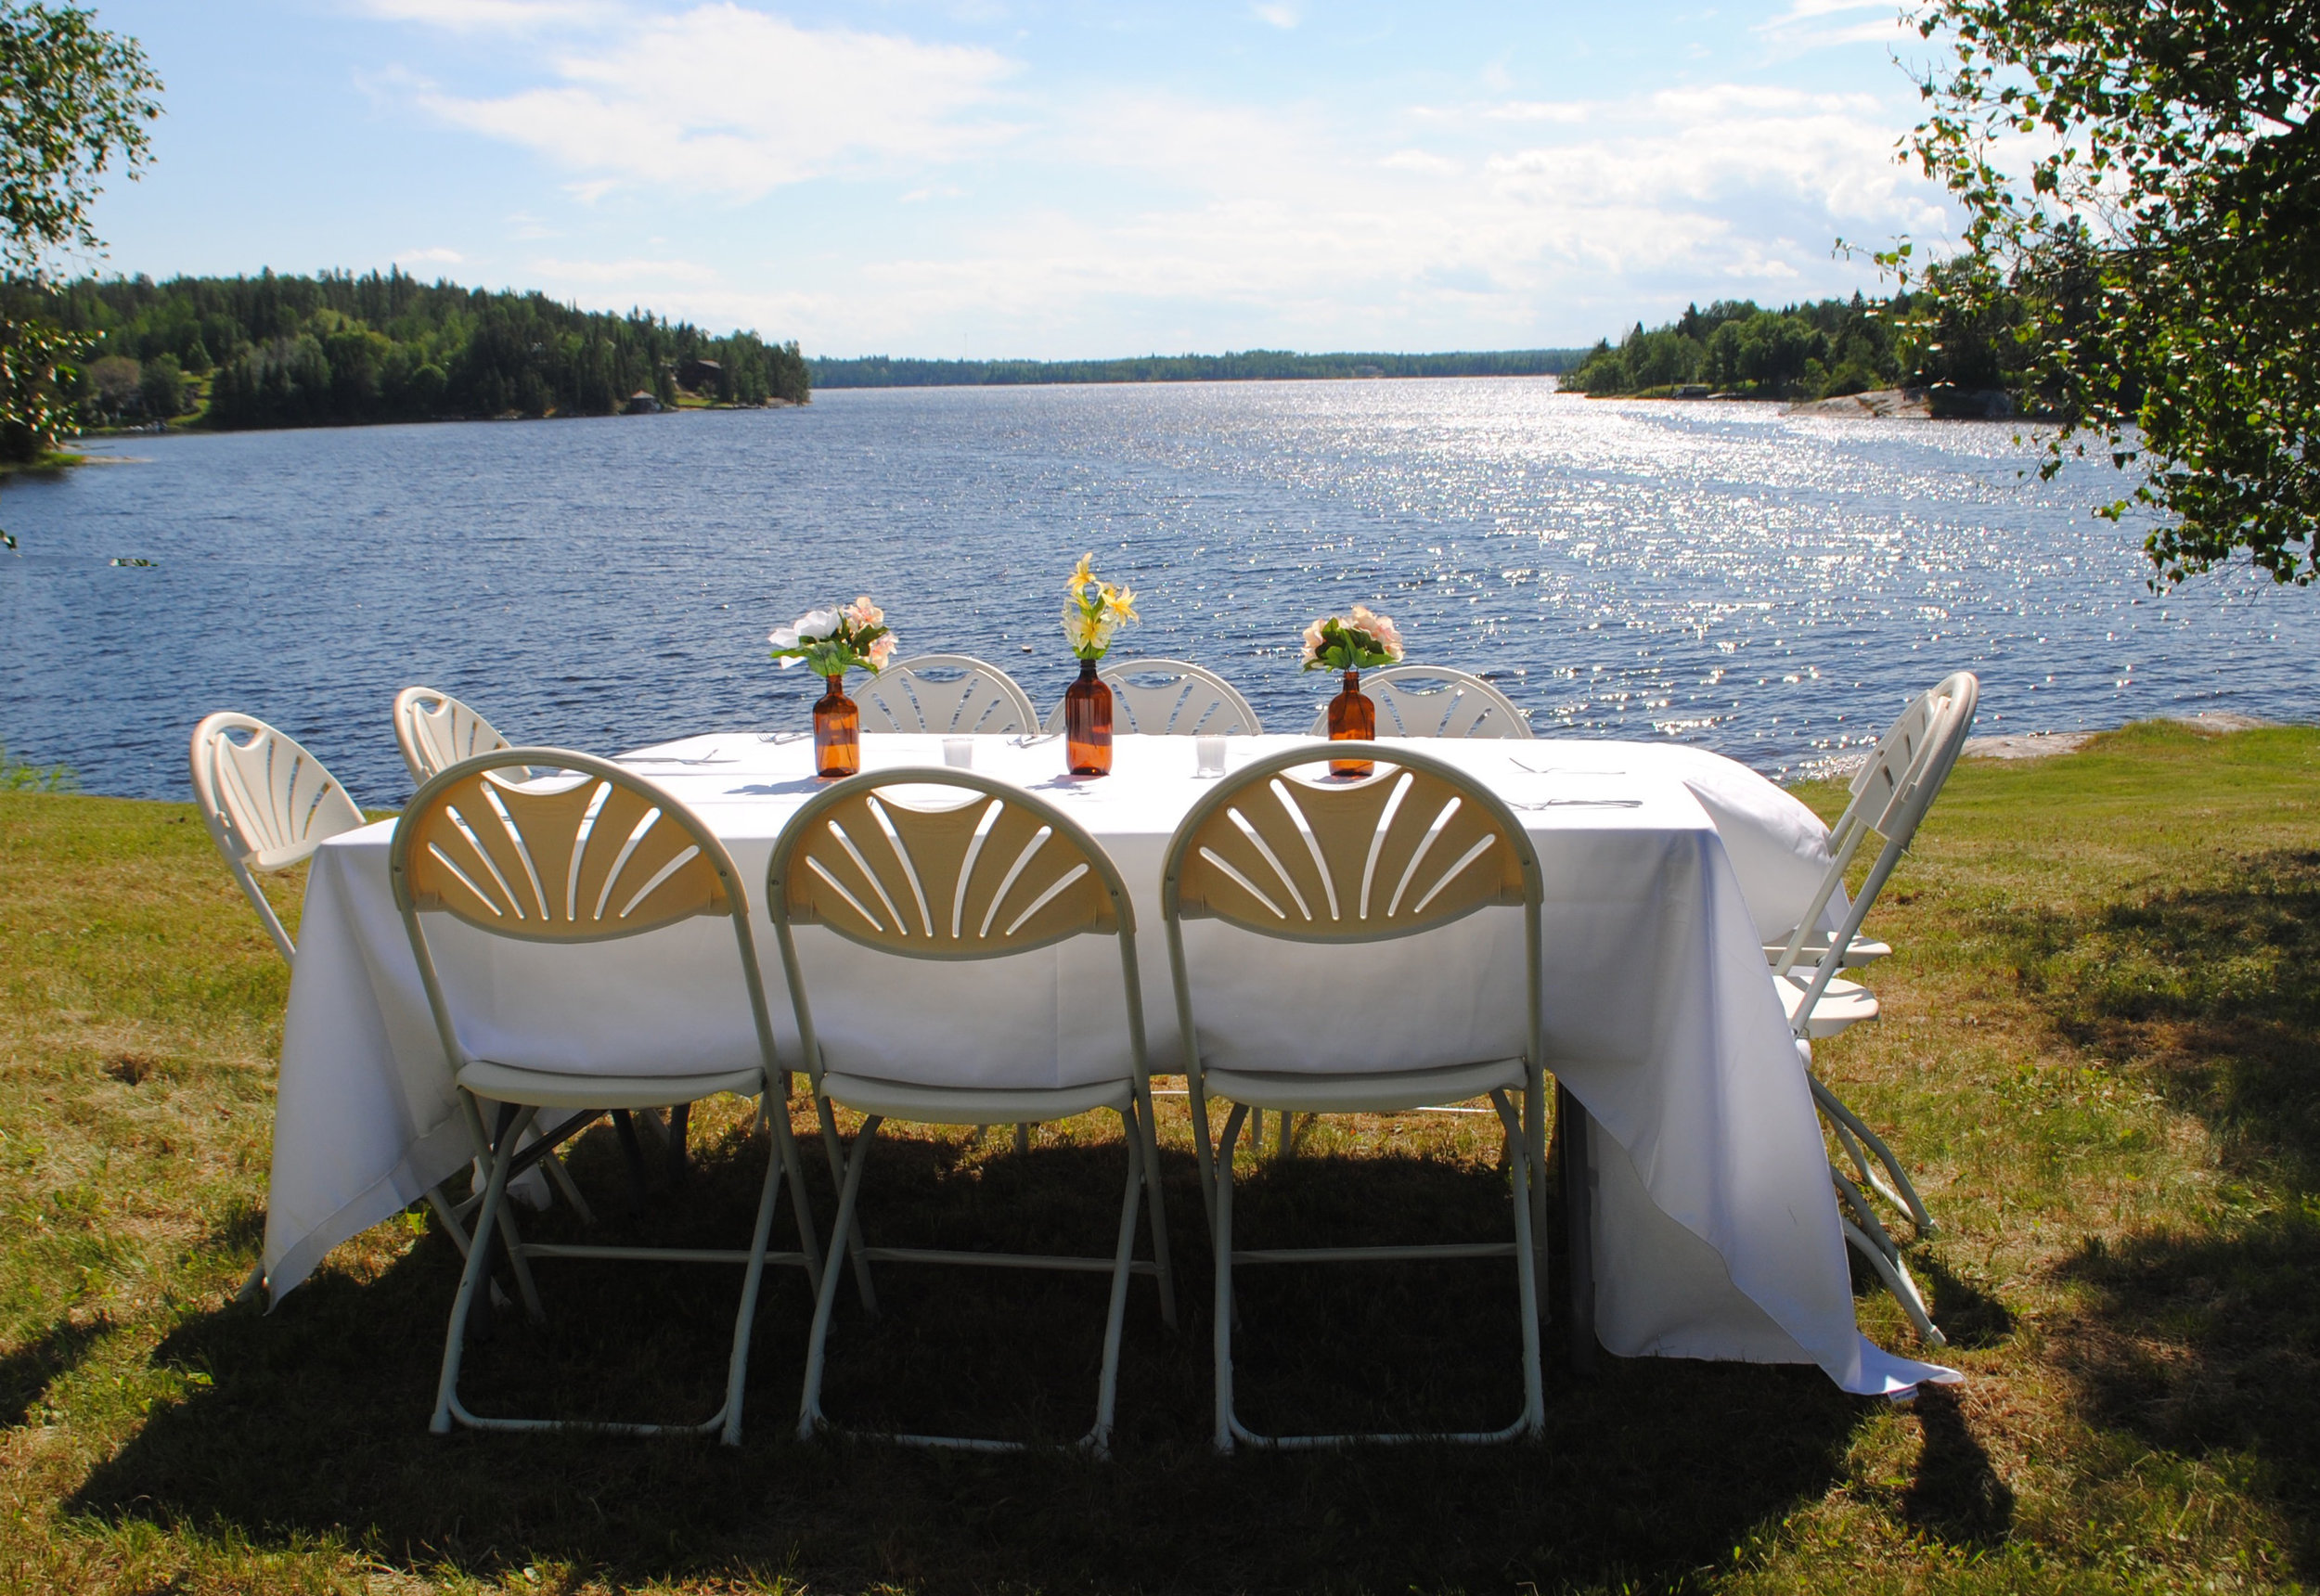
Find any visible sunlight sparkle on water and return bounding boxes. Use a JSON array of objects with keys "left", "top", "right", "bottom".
[{"left": 2, "top": 378, "right": 2309, "bottom": 802}]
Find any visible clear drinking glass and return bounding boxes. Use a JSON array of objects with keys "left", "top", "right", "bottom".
[
  {"left": 1195, "top": 734, "right": 1227, "bottom": 778},
  {"left": 944, "top": 737, "right": 973, "bottom": 769}
]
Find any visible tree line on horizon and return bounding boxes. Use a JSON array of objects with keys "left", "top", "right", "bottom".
[
  {"left": 6, "top": 268, "right": 810, "bottom": 432},
  {"left": 1560, "top": 275, "right": 2032, "bottom": 410},
  {"left": 809, "top": 347, "right": 1589, "bottom": 388}
]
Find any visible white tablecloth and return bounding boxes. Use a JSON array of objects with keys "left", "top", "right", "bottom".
[{"left": 265, "top": 732, "right": 1954, "bottom": 1396}]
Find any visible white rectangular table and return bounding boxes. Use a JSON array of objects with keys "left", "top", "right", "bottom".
[{"left": 265, "top": 731, "right": 1955, "bottom": 1396}]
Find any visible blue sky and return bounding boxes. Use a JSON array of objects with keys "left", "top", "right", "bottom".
[{"left": 77, "top": 0, "right": 1953, "bottom": 359}]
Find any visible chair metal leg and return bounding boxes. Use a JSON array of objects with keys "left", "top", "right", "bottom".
[
  {"left": 719, "top": 1096, "right": 793, "bottom": 1447},
  {"left": 1211, "top": 1102, "right": 1248, "bottom": 1453},
  {"left": 1128, "top": 1088, "right": 1178, "bottom": 1331},
  {"left": 768, "top": 1104, "right": 825, "bottom": 1302},
  {"left": 433, "top": 1104, "right": 535, "bottom": 1433},
  {"left": 1526, "top": 1075, "right": 1549, "bottom": 1324},
  {"left": 1831, "top": 1165, "right": 1903, "bottom": 1265},
  {"left": 1085, "top": 1103, "right": 1149, "bottom": 1459},
  {"left": 799, "top": 1114, "right": 881, "bottom": 1439},
  {"left": 1014, "top": 1122, "right": 1033, "bottom": 1154},
  {"left": 816, "top": 1095, "right": 879, "bottom": 1316},
  {"left": 1839, "top": 1216, "right": 1944, "bottom": 1345},
  {"left": 664, "top": 1101, "right": 691, "bottom": 1184},
  {"left": 1810, "top": 1075, "right": 1935, "bottom": 1233},
  {"left": 488, "top": 1130, "right": 547, "bottom": 1325},
  {"left": 1556, "top": 1084, "right": 1596, "bottom": 1376},
  {"left": 1490, "top": 1089, "right": 1546, "bottom": 1437},
  {"left": 423, "top": 1183, "right": 473, "bottom": 1259},
  {"left": 1188, "top": 1078, "right": 1218, "bottom": 1231}
]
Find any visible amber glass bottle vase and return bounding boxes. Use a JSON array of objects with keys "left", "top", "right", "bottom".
[
  {"left": 1325, "top": 667, "right": 1375, "bottom": 778},
  {"left": 1063, "top": 657, "right": 1114, "bottom": 776},
  {"left": 813, "top": 674, "right": 860, "bottom": 779}
]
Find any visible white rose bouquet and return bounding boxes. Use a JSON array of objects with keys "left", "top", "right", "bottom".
[
  {"left": 1299, "top": 604, "right": 1404, "bottom": 672},
  {"left": 770, "top": 595, "right": 896, "bottom": 678}
]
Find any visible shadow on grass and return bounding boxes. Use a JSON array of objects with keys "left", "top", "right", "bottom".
[
  {"left": 2013, "top": 846, "right": 2320, "bottom": 1568},
  {"left": 1901, "top": 1384, "right": 2015, "bottom": 1548},
  {"left": 0, "top": 1313, "right": 110, "bottom": 1428},
  {"left": 1917, "top": 1254, "right": 2015, "bottom": 1352},
  {"left": 70, "top": 1121, "right": 1868, "bottom": 1593}
]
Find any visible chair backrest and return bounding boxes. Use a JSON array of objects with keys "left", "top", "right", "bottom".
[
  {"left": 1040, "top": 658, "right": 1264, "bottom": 736},
  {"left": 767, "top": 769, "right": 1148, "bottom": 1090},
  {"left": 190, "top": 712, "right": 366, "bottom": 963},
  {"left": 1305, "top": 665, "right": 1533, "bottom": 740},
  {"left": 1165, "top": 744, "right": 1540, "bottom": 943},
  {"left": 394, "top": 686, "right": 514, "bottom": 784},
  {"left": 1777, "top": 673, "right": 1980, "bottom": 1003},
  {"left": 1162, "top": 745, "right": 1544, "bottom": 1114},
  {"left": 390, "top": 749, "right": 780, "bottom": 1079},
  {"left": 771, "top": 770, "right": 1128, "bottom": 958},
  {"left": 392, "top": 749, "right": 735, "bottom": 939},
  {"left": 855, "top": 655, "right": 1040, "bottom": 736}
]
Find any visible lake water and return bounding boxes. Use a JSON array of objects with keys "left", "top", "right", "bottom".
[{"left": 3, "top": 379, "right": 2310, "bottom": 804}]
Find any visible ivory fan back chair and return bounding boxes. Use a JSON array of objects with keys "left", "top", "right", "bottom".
[
  {"left": 1041, "top": 658, "right": 1264, "bottom": 736},
  {"left": 1164, "top": 743, "right": 1550, "bottom": 1449},
  {"left": 393, "top": 686, "right": 516, "bottom": 785},
  {"left": 396, "top": 686, "right": 690, "bottom": 1182},
  {"left": 856, "top": 654, "right": 1040, "bottom": 736},
  {"left": 769, "top": 768, "right": 1175, "bottom": 1457},
  {"left": 190, "top": 713, "right": 367, "bottom": 966},
  {"left": 1305, "top": 664, "right": 1533, "bottom": 740},
  {"left": 1765, "top": 681, "right": 1965, "bottom": 972},
  {"left": 191, "top": 713, "right": 379, "bottom": 1301},
  {"left": 390, "top": 748, "right": 824, "bottom": 1444},
  {"left": 1772, "top": 673, "right": 1978, "bottom": 1346}
]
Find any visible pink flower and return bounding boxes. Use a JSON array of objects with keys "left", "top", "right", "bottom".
[
  {"left": 1350, "top": 604, "right": 1404, "bottom": 662},
  {"left": 1300, "top": 616, "right": 1328, "bottom": 663},
  {"left": 865, "top": 632, "right": 897, "bottom": 671},
  {"left": 843, "top": 596, "right": 883, "bottom": 629}
]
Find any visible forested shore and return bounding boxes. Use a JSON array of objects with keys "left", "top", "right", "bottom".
[
  {"left": 1562, "top": 284, "right": 2030, "bottom": 411},
  {"left": 810, "top": 348, "right": 1587, "bottom": 387},
  {"left": 6, "top": 270, "right": 809, "bottom": 433}
]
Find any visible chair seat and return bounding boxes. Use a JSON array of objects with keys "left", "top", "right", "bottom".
[
  {"left": 818, "top": 1070, "right": 1133, "bottom": 1126},
  {"left": 1205, "top": 1057, "right": 1526, "bottom": 1114},
  {"left": 1764, "top": 935, "right": 1890, "bottom": 970},
  {"left": 1774, "top": 971, "right": 1882, "bottom": 1038},
  {"left": 457, "top": 1059, "right": 767, "bottom": 1111}
]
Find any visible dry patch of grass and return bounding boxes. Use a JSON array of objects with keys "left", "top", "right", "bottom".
[{"left": 3, "top": 723, "right": 2318, "bottom": 1592}]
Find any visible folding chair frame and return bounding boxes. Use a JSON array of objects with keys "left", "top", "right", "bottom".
[
  {"left": 393, "top": 747, "right": 826, "bottom": 1443},
  {"left": 1163, "top": 741, "right": 1566, "bottom": 1450},
  {"left": 769, "top": 766, "right": 1177, "bottom": 1458}
]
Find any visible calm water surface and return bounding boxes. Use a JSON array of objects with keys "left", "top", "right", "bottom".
[{"left": 3, "top": 379, "right": 2310, "bottom": 804}]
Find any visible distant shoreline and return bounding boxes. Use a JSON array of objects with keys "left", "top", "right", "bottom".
[{"left": 810, "top": 348, "right": 1589, "bottom": 389}]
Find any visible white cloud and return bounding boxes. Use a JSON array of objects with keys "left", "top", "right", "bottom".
[
  {"left": 1754, "top": 0, "right": 1914, "bottom": 53},
  {"left": 1759, "top": 0, "right": 1892, "bottom": 22},
  {"left": 723, "top": 83, "right": 1946, "bottom": 353},
  {"left": 407, "top": 3, "right": 1021, "bottom": 200},
  {"left": 361, "top": 3, "right": 1945, "bottom": 353},
  {"left": 396, "top": 246, "right": 465, "bottom": 264},
  {"left": 1252, "top": 3, "right": 1300, "bottom": 27}
]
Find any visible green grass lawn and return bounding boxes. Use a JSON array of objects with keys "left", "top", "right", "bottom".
[{"left": 2, "top": 719, "right": 2315, "bottom": 1593}]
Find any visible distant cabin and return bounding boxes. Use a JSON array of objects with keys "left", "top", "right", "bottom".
[
  {"left": 625, "top": 391, "right": 663, "bottom": 415},
  {"left": 677, "top": 357, "right": 723, "bottom": 393}
]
